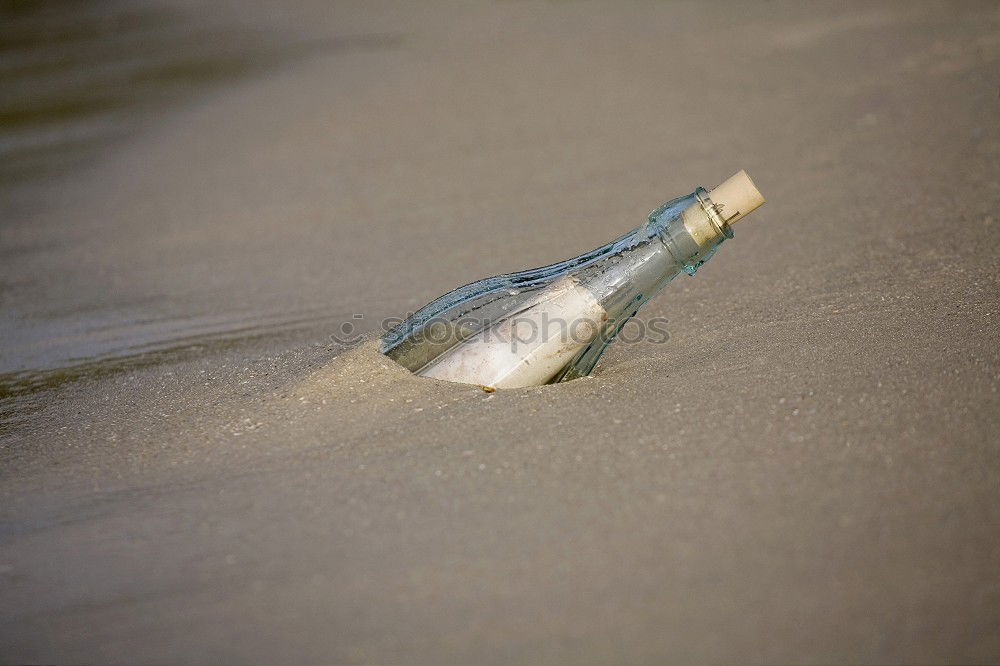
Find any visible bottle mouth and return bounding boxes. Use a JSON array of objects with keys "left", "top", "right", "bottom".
[
  {"left": 706, "top": 169, "right": 766, "bottom": 225},
  {"left": 694, "top": 187, "right": 734, "bottom": 240}
]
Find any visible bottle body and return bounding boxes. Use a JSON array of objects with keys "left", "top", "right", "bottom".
[{"left": 382, "top": 187, "right": 736, "bottom": 387}]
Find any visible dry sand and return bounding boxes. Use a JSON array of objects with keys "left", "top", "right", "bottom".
[{"left": 2, "top": 1, "right": 999, "bottom": 662}]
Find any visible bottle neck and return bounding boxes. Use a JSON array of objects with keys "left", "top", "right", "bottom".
[
  {"left": 669, "top": 187, "right": 733, "bottom": 273},
  {"left": 579, "top": 188, "right": 731, "bottom": 321}
]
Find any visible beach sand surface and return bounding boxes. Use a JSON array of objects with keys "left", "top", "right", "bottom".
[{"left": 1, "top": 1, "right": 999, "bottom": 662}]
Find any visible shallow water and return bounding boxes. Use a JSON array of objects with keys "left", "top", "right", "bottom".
[
  {"left": 0, "top": 1, "right": 398, "bottom": 384},
  {"left": 2, "top": 1, "right": 260, "bottom": 184}
]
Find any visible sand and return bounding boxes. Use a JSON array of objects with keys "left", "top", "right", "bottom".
[{"left": 2, "top": 1, "right": 999, "bottom": 662}]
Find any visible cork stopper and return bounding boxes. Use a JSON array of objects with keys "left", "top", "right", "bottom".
[{"left": 708, "top": 170, "right": 764, "bottom": 225}]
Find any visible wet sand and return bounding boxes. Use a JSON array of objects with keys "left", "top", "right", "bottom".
[{"left": 2, "top": 1, "right": 999, "bottom": 662}]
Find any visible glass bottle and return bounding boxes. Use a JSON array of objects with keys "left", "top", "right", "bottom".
[{"left": 381, "top": 171, "right": 764, "bottom": 388}]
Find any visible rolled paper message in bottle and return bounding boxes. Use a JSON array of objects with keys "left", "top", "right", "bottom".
[{"left": 381, "top": 170, "right": 765, "bottom": 388}]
